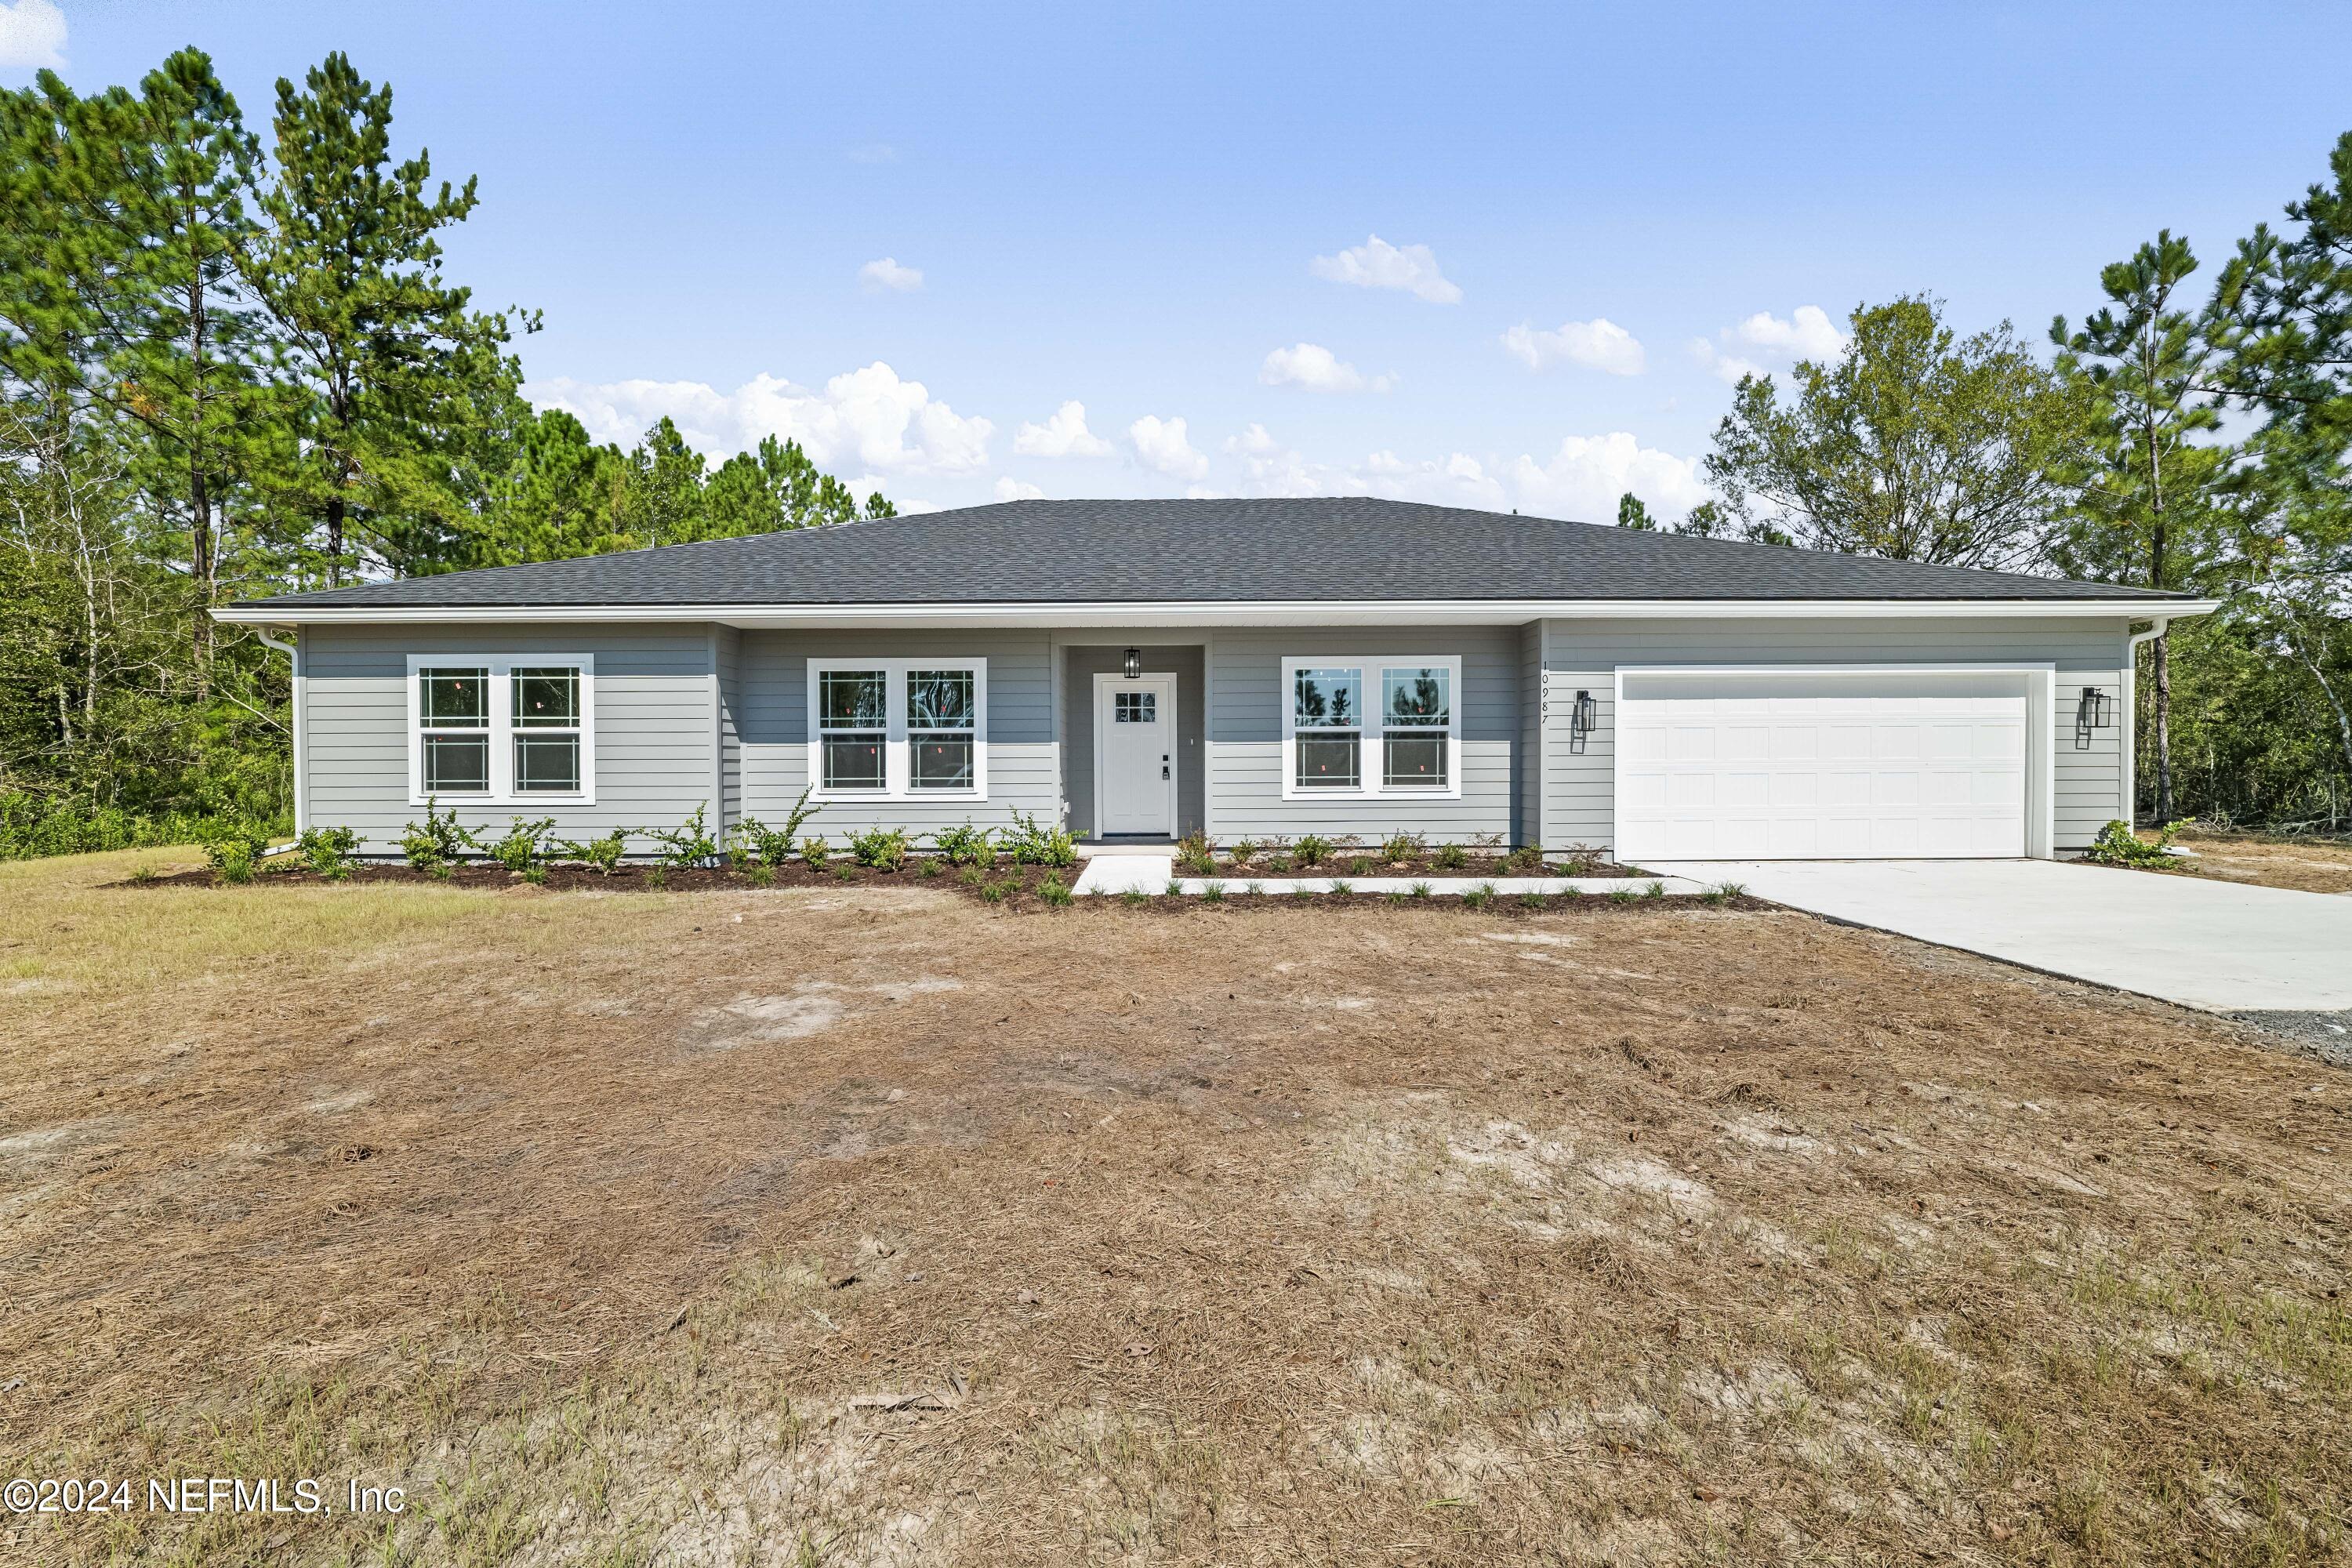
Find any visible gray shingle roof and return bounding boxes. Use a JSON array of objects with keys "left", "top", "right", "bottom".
[{"left": 232, "top": 498, "right": 2190, "bottom": 610}]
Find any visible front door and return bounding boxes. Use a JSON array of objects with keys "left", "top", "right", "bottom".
[{"left": 1095, "top": 673, "right": 1176, "bottom": 836}]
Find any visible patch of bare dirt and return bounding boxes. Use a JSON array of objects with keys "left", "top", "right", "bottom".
[
  {"left": 2, "top": 873, "right": 2347, "bottom": 1565},
  {"left": 2171, "top": 827, "right": 2352, "bottom": 895}
]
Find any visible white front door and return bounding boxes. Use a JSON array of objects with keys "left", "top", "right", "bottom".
[
  {"left": 1095, "top": 674, "right": 1176, "bottom": 836},
  {"left": 1615, "top": 669, "right": 2032, "bottom": 860}
]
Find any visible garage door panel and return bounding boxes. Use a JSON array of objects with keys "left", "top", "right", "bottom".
[{"left": 1616, "top": 670, "right": 2031, "bottom": 862}]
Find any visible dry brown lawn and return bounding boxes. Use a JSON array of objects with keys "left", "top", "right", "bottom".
[
  {"left": 2167, "top": 828, "right": 2352, "bottom": 896},
  {"left": 2, "top": 848, "right": 2348, "bottom": 1566}
]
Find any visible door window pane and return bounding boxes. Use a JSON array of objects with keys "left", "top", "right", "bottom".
[
  {"left": 1295, "top": 735, "right": 1360, "bottom": 789},
  {"left": 424, "top": 734, "right": 491, "bottom": 793},
  {"left": 1383, "top": 735, "right": 1447, "bottom": 787},
  {"left": 513, "top": 667, "right": 579, "bottom": 727},
  {"left": 1114, "top": 691, "right": 1156, "bottom": 723},
  {"left": 514, "top": 735, "right": 581, "bottom": 793}
]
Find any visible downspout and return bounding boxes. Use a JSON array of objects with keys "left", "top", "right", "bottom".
[
  {"left": 255, "top": 626, "right": 307, "bottom": 837},
  {"left": 2123, "top": 618, "right": 2170, "bottom": 829}
]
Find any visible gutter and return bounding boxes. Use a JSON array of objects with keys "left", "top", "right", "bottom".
[
  {"left": 253, "top": 626, "right": 307, "bottom": 836},
  {"left": 2119, "top": 616, "right": 2172, "bottom": 829}
]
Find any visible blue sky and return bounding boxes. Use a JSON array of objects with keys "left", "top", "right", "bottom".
[{"left": 8, "top": 0, "right": 2350, "bottom": 517}]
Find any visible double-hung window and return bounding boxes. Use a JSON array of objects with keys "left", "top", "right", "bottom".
[
  {"left": 808, "top": 658, "right": 987, "bottom": 799},
  {"left": 1280, "top": 655, "right": 1461, "bottom": 800},
  {"left": 408, "top": 654, "right": 595, "bottom": 804}
]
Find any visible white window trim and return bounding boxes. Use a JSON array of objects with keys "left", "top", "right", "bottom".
[
  {"left": 1279, "top": 654, "right": 1463, "bottom": 801},
  {"left": 405, "top": 653, "right": 597, "bottom": 808},
  {"left": 806, "top": 656, "right": 989, "bottom": 802}
]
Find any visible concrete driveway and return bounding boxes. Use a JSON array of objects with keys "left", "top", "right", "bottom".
[{"left": 1650, "top": 858, "right": 2352, "bottom": 1014}]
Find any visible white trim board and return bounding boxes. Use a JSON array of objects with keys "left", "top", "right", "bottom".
[{"left": 216, "top": 597, "right": 2221, "bottom": 628}]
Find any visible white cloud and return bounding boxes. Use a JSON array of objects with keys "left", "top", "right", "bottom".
[
  {"left": 1506, "top": 432, "right": 1710, "bottom": 521},
  {"left": 1128, "top": 414, "right": 1208, "bottom": 481},
  {"left": 0, "top": 0, "right": 65, "bottom": 68},
  {"left": 1012, "top": 399, "right": 1112, "bottom": 458},
  {"left": 1258, "top": 342, "right": 1395, "bottom": 394},
  {"left": 535, "top": 361, "right": 993, "bottom": 475},
  {"left": 857, "top": 256, "right": 923, "bottom": 292},
  {"left": 1692, "top": 304, "right": 1849, "bottom": 383},
  {"left": 1501, "top": 317, "right": 1646, "bottom": 376},
  {"left": 1308, "top": 234, "right": 1461, "bottom": 304},
  {"left": 993, "top": 477, "right": 1045, "bottom": 502}
]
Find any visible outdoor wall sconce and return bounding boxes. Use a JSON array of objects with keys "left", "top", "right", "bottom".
[
  {"left": 1569, "top": 689, "right": 1597, "bottom": 753},
  {"left": 1122, "top": 647, "right": 1143, "bottom": 679},
  {"left": 2074, "top": 685, "right": 2112, "bottom": 750}
]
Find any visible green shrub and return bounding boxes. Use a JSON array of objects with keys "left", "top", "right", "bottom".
[
  {"left": 746, "top": 862, "right": 775, "bottom": 887},
  {"left": 1644, "top": 880, "right": 1667, "bottom": 900},
  {"left": 0, "top": 794, "right": 278, "bottom": 861},
  {"left": 1004, "top": 810, "right": 1077, "bottom": 868},
  {"left": 1164, "top": 879, "right": 1183, "bottom": 896},
  {"left": 1346, "top": 855, "right": 1374, "bottom": 875},
  {"left": 799, "top": 835, "right": 830, "bottom": 873},
  {"left": 201, "top": 820, "right": 274, "bottom": 884},
  {"left": 1465, "top": 881, "right": 1497, "bottom": 908},
  {"left": 400, "top": 800, "right": 477, "bottom": 870},
  {"left": 1228, "top": 837, "right": 1259, "bottom": 866},
  {"left": 1518, "top": 891, "right": 1544, "bottom": 910},
  {"left": 1608, "top": 886, "right": 1637, "bottom": 906},
  {"left": 2085, "top": 818, "right": 2189, "bottom": 867},
  {"left": 977, "top": 877, "right": 1012, "bottom": 904},
  {"left": 1199, "top": 880, "right": 1226, "bottom": 903},
  {"left": 485, "top": 817, "right": 558, "bottom": 874},
  {"left": 1291, "top": 833, "right": 1333, "bottom": 869},
  {"left": 1174, "top": 831, "right": 1218, "bottom": 876},
  {"left": 1328, "top": 878, "right": 1352, "bottom": 897},
  {"left": 1038, "top": 876, "right": 1073, "bottom": 907},
  {"left": 849, "top": 826, "right": 910, "bottom": 871},
  {"left": 1433, "top": 842, "right": 1468, "bottom": 871},
  {"left": 521, "top": 865, "right": 548, "bottom": 886},
  {"left": 644, "top": 804, "right": 720, "bottom": 869},
  {"left": 1381, "top": 832, "right": 1424, "bottom": 865},
  {"left": 916, "top": 858, "right": 940, "bottom": 878},
  {"left": 296, "top": 825, "right": 361, "bottom": 880},
  {"left": 931, "top": 820, "right": 997, "bottom": 869},
  {"left": 1120, "top": 888, "right": 1147, "bottom": 907},
  {"left": 1505, "top": 844, "right": 1544, "bottom": 874},
  {"left": 1408, "top": 880, "right": 1432, "bottom": 898},
  {"left": 735, "top": 786, "right": 821, "bottom": 868},
  {"left": 553, "top": 827, "right": 630, "bottom": 876}
]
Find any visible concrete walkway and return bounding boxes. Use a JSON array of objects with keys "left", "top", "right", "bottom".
[{"left": 1651, "top": 858, "right": 2352, "bottom": 1014}]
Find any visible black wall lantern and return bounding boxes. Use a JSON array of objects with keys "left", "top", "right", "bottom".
[
  {"left": 1569, "top": 688, "right": 1598, "bottom": 753},
  {"left": 1121, "top": 647, "right": 1142, "bottom": 680},
  {"left": 2074, "top": 685, "right": 2112, "bottom": 750}
]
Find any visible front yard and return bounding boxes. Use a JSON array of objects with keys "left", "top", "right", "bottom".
[{"left": 2, "top": 849, "right": 2347, "bottom": 1565}]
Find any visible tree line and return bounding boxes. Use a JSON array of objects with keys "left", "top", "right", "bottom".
[
  {"left": 0, "top": 48, "right": 889, "bottom": 852},
  {"left": 1621, "top": 136, "right": 2352, "bottom": 828}
]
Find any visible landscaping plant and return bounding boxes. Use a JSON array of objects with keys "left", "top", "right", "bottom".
[
  {"left": 1433, "top": 842, "right": 1468, "bottom": 870},
  {"left": 849, "top": 826, "right": 910, "bottom": 871},
  {"left": 799, "top": 835, "right": 830, "bottom": 873},
  {"left": 735, "top": 788, "right": 820, "bottom": 869},
  {"left": 1291, "top": 833, "right": 1332, "bottom": 869},
  {"left": 644, "top": 804, "right": 720, "bottom": 870},
  {"left": 1174, "top": 831, "right": 1218, "bottom": 876},
  {"left": 296, "top": 825, "right": 361, "bottom": 880},
  {"left": 1381, "top": 831, "right": 1424, "bottom": 865},
  {"left": 201, "top": 821, "right": 273, "bottom": 885},
  {"left": 553, "top": 828, "right": 631, "bottom": 876},
  {"left": 931, "top": 821, "right": 996, "bottom": 869},
  {"left": 1037, "top": 876, "right": 1074, "bottom": 907},
  {"left": 1004, "top": 810, "right": 1077, "bottom": 868},
  {"left": 2084, "top": 818, "right": 2192, "bottom": 868},
  {"left": 485, "top": 817, "right": 559, "bottom": 874},
  {"left": 399, "top": 799, "right": 477, "bottom": 870}
]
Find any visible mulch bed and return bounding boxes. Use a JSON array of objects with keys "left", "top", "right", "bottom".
[
  {"left": 117, "top": 858, "right": 1750, "bottom": 914},
  {"left": 1207, "top": 852, "right": 1645, "bottom": 878}
]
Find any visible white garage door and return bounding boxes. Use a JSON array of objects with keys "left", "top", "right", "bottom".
[{"left": 1615, "top": 669, "right": 2030, "bottom": 860}]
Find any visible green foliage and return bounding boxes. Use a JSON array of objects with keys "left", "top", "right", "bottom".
[
  {"left": 1198, "top": 880, "right": 1226, "bottom": 903},
  {"left": 1616, "top": 492, "right": 1657, "bottom": 531},
  {"left": 1174, "top": 832, "right": 1217, "bottom": 876},
  {"left": 642, "top": 804, "right": 717, "bottom": 870},
  {"left": 1227, "top": 837, "right": 1259, "bottom": 866},
  {"left": 0, "top": 794, "right": 260, "bottom": 860},
  {"left": 552, "top": 826, "right": 629, "bottom": 876},
  {"left": 735, "top": 790, "right": 819, "bottom": 868},
  {"left": 1505, "top": 844, "right": 1544, "bottom": 874},
  {"left": 1381, "top": 832, "right": 1424, "bottom": 865},
  {"left": 1037, "top": 876, "right": 1073, "bottom": 908},
  {"left": 930, "top": 820, "right": 996, "bottom": 869},
  {"left": 1291, "top": 833, "right": 1332, "bottom": 868},
  {"left": 798, "top": 835, "right": 829, "bottom": 873},
  {"left": 2084, "top": 819, "right": 2191, "bottom": 867},
  {"left": 1464, "top": 882, "right": 1497, "bottom": 909},
  {"left": 1004, "top": 810, "right": 1076, "bottom": 868},
  {"left": 398, "top": 799, "right": 475, "bottom": 869},
  {"left": 1704, "top": 296, "right": 2088, "bottom": 569},
  {"left": 1432, "top": 842, "right": 1468, "bottom": 871},
  {"left": 296, "top": 823, "right": 360, "bottom": 879},
  {"left": 848, "top": 825, "right": 909, "bottom": 871},
  {"left": 483, "top": 816, "right": 557, "bottom": 873},
  {"left": 201, "top": 819, "right": 272, "bottom": 883}
]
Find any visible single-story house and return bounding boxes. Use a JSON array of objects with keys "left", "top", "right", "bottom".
[{"left": 214, "top": 499, "right": 2216, "bottom": 860}]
